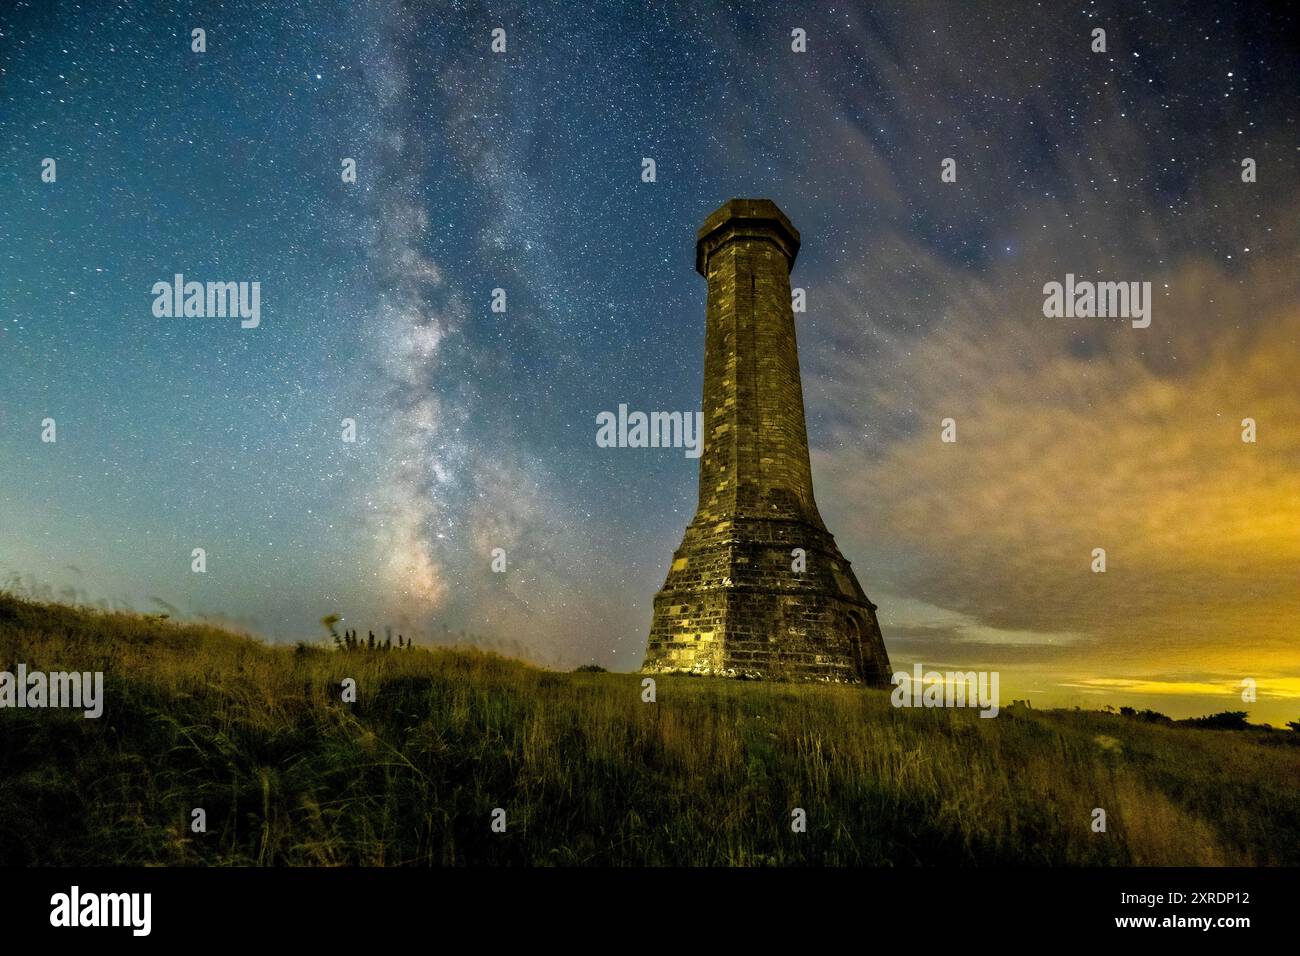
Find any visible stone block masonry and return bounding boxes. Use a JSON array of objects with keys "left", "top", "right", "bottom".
[{"left": 643, "top": 199, "right": 891, "bottom": 686}]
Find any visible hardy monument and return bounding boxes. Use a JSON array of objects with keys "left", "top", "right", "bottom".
[{"left": 642, "top": 199, "right": 892, "bottom": 686}]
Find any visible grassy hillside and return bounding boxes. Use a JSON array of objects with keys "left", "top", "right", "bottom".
[{"left": 1, "top": 592, "right": 1297, "bottom": 866}]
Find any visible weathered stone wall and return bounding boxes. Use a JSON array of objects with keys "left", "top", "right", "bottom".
[{"left": 643, "top": 199, "right": 892, "bottom": 686}]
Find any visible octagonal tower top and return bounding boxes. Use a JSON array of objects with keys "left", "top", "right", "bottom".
[{"left": 695, "top": 198, "right": 801, "bottom": 276}]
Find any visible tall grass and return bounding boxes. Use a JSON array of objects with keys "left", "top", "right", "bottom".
[{"left": 1, "top": 593, "right": 1296, "bottom": 865}]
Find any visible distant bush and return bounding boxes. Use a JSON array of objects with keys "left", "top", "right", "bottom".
[
  {"left": 1180, "top": 711, "right": 1251, "bottom": 730},
  {"left": 1119, "top": 706, "right": 1172, "bottom": 724},
  {"left": 574, "top": 663, "right": 607, "bottom": 673}
]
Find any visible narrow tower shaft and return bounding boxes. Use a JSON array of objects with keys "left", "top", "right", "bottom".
[{"left": 696, "top": 201, "right": 822, "bottom": 528}]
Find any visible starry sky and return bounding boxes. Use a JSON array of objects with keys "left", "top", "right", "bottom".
[{"left": 2, "top": 0, "right": 1298, "bottom": 722}]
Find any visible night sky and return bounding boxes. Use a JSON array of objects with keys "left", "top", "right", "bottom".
[{"left": 2, "top": 1, "right": 1298, "bottom": 722}]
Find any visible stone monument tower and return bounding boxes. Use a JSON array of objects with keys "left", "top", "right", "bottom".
[{"left": 642, "top": 199, "right": 891, "bottom": 686}]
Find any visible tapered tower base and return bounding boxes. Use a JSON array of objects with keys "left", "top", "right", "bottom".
[{"left": 644, "top": 516, "right": 891, "bottom": 685}]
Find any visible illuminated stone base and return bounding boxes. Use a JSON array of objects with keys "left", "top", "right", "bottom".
[{"left": 643, "top": 516, "right": 891, "bottom": 686}]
